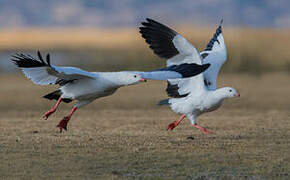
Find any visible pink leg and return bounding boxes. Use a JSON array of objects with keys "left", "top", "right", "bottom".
[
  {"left": 167, "top": 114, "right": 186, "bottom": 130},
  {"left": 57, "top": 107, "right": 77, "bottom": 133},
  {"left": 43, "top": 97, "right": 62, "bottom": 120},
  {"left": 192, "top": 123, "right": 212, "bottom": 134}
]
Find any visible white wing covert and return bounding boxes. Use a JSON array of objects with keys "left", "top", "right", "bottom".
[{"left": 200, "top": 20, "right": 227, "bottom": 90}]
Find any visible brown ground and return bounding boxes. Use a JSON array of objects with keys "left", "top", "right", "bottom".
[{"left": 0, "top": 73, "right": 289, "bottom": 180}]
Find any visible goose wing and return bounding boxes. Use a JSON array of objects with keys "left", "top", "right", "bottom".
[
  {"left": 12, "top": 51, "right": 95, "bottom": 86},
  {"left": 200, "top": 20, "right": 227, "bottom": 90}
]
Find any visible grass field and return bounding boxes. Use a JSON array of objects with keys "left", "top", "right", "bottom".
[{"left": 0, "top": 73, "right": 289, "bottom": 179}]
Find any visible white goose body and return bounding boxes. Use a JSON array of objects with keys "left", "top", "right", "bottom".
[
  {"left": 170, "top": 90, "right": 224, "bottom": 116},
  {"left": 60, "top": 78, "right": 115, "bottom": 102},
  {"left": 139, "top": 18, "right": 240, "bottom": 133},
  {"left": 60, "top": 72, "right": 130, "bottom": 102}
]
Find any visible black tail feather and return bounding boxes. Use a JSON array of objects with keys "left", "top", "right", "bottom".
[
  {"left": 158, "top": 99, "right": 170, "bottom": 106},
  {"left": 43, "top": 90, "right": 72, "bottom": 103}
]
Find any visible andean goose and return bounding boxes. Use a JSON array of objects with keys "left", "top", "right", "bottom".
[
  {"left": 139, "top": 18, "right": 240, "bottom": 134},
  {"left": 12, "top": 51, "right": 209, "bottom": 132}
]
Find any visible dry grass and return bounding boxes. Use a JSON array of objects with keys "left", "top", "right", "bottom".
[
  {"left": 0, "top": 28, "right": 139, "bottom": 50},
  {"left": 1, "top": 27, "right": 290, "bottom": 73},
  {"left": 0, "top": 73, "right": 289, "bottom": 179}
]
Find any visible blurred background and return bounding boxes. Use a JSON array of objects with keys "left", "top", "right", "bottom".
[
  {"left": 0, "top": 0, "right": 290, "bottom": 74},
  {"left": 1, "top": 2, "right": 290, "bottom": 178}
]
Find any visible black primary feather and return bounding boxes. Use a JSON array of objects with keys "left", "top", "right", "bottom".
[
  {"left": 12, "top": 51, "right": 74, "bottom": 87},
  {"left": 12, "top": 53, "right": 47, "bottom": 68},
  {"left": 139, "top": 18, "right": 179, "bottom": 59},
  {"left": 46, "top": 53, "right": 51, "bottom": 67},
  {"left": 204, "top": 19, "right": 223, "bottom": 51},
  {"left": 12, "top": 51, "right": 51, "bottom": 68},
  {"left": 37, "top": 51, "right": 45, "bottom": 64},
  {"left": 156, "top": 63, "right": 210, "bottom": 78},
  {"left": 166, "top": 81, "right": 189, "bottom": 98}
]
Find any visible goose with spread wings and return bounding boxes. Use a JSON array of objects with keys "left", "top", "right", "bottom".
[
  {"left": 139, "top": 18, "right": 240, "bottom": 134},
  {"left": 12, "top": 51, "right": 209, "bottom": 132}
]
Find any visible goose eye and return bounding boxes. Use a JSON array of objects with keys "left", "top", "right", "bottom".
[
  {"left": 229, "top": 90, "right": 232, "bottom": 92},
  {"left": 134, "top": 75, "right": 137, "bottom": 78}
]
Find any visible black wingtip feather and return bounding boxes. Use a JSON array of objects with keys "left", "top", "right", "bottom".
[
  {"left": 220, "top": 19, "right": 223, "bottom": 26},
  {"left": 156, "top": 63, "right": 210, "bottom": 78},
  {"left": 178, "top": 63, "right": 210, "bottom": 78},
  {"left": 204, "top": 20, "right": 223, "bottom": 51},
  {"left": 37, "top": 50, "right": 45, "bottom": 64},
  {"left": 46, "top": 53, "right": 51, "bottom": 67},
  {"left": 11, "top": 51, "right": 51, "bottom": 68},
  {"left": 139, "top": 18, "right": 179, "bottom": 59}
]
